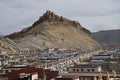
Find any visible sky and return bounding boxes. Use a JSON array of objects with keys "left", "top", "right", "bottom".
[{"left": 0, "top": 0, "right": 120, "bottom": 35}]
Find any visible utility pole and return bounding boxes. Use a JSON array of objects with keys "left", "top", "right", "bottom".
[{"left": 43, "top": 68, "right": 46, "bottom": 80}]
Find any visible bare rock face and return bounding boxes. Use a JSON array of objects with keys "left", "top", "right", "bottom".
[
  {"left": 6, "top": 10, "right": 101, "bottom": 50},
  {"left": 33, "top": 10, "right": 82, "bottom": 29},
  {"left": 0, "top": 37, "right": 22, "bottom": 52}
]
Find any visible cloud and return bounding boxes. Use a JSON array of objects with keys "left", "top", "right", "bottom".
[{"left": 0, "top": 0, "right": 120, "bottom": 34}]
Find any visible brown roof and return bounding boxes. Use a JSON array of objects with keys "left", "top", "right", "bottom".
[{"left": 6, "top": 67, "right": 58, "bottom": 80}]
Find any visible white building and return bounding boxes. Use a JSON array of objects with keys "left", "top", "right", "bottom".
[{"left": 68, "top": 64, "right": 101, "bottom": 73}]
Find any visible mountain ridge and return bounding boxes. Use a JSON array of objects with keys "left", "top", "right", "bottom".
[
  {"left": 92, "top": 29, "right": 120, "bottom": 45},
  {"left": 6, "top": 10, "right": 91, "bottom": 39},
  {"left": 5, "top": 10, "right": 101, "bottom": 50}
]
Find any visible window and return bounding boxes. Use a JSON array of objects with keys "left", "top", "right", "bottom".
[
  {"left": 92, "top": 69, "right": 94, "bottom": 72},
  {"left": 81, "top": 69, "right": 83, "bottom": 72},
  {"left": 73, "top": 69, "right": 75, "bottom": 72},
  {"left": 87, "top": 69, "right": 90, "bottom": 72},
  {"left": 77, "top": 69, "right": 79, "bottom": 72},
  {"left": 5, "top": 70, "right": 8, "bottom": 73}
]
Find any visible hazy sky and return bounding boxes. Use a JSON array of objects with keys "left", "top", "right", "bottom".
[{"left": 0, "top": 0, "right": 120, "bottom": 35}]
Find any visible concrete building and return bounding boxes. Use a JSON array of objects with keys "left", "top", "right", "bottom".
[{"left": 68, "top": 64, "right": 101, "bottom": 73}]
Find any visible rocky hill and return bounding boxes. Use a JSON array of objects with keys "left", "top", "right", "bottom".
[
  {"left": 0, "top": 37, "right": 22, "bottom": 53},
  {"left": 6, "top": 10, "right": 101, "bottom": 50},
  {"left": 92, "top": 29, "right": 120, "bottom": 45}
]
